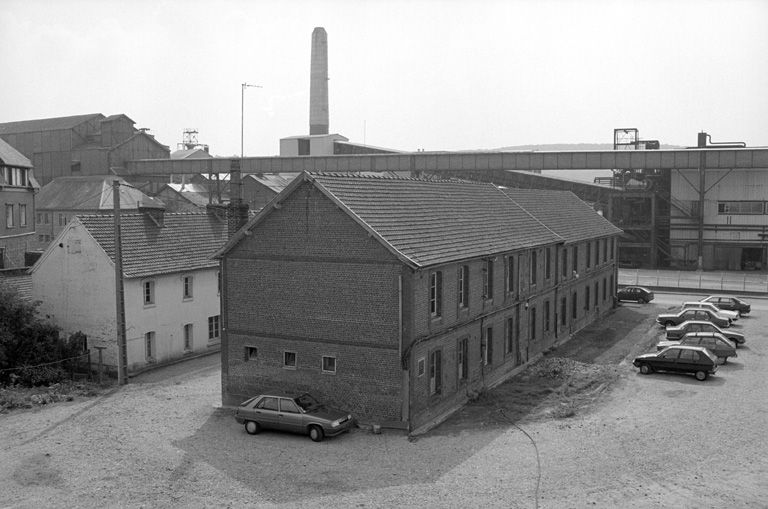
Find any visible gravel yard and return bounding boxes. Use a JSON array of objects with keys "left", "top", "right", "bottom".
[{"left": 1, "top": 299, "right": 766, "bottom": 508}]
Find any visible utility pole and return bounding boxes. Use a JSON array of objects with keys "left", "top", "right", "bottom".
[{"left": 113, "top": 181, "right": 128, "bottom": 384}]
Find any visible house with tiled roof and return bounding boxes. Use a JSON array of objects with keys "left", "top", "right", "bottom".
[
  {"left": 1, "top": 138, "right": 39, "bottom": 270},
  {"left": 34, "top": 176, "right": 164, "bottom": 249},
  {"left": 215, "top": 172, "right": 621, "bottom": 431},
  {"left": 30, "top": 210, "right": 228, "bottom": 374},
  {"left": 0, "top": 113, "right": 169, "bottom": 186}
]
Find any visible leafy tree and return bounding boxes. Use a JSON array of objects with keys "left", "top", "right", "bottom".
[{"left": 0, "top": 285, "right": 85, "bottom": 385}]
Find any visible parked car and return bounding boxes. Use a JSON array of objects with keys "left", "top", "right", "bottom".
[
  {"left": 617, "top": 286, "right": 654, "bottom": 303},
  {"left": 681, "top": 301, "right": 739, "bottom": 321},
  {"left": 633, "top": 345, "right": 719, "bottom": 381},
  {"left": 234, "top": 393, "right": 355, "bottom": 442},
  {"left": 665, "top": 320, "right": 745, "bottom": 346},
  {"left": 657, "top": 332, "right": 737, "bottom": 362},
  {"left": 656, "top": 308, "right": 730, "bottom": 328},
  {"left": 700, "top": 295, "right": 751, "bottom": 315}
]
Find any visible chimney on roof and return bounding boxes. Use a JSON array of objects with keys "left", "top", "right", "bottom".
[
  {"left": 309, "top": 27, "right": 329, "bottom": 135},
  {"left": 227, "top": 159, "right": 249, "bottom": 237}
]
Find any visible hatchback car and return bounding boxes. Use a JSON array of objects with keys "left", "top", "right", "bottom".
[
  {"left": 234, "top": 393, "right": 355, "bottom": 442},
  {"left": 657, "top": 332, "right": 737, "bottom": 362},
  {"left": 617, "top": 286, "right": 654, "bottom": 303},
  {"left": 700, "top": 295, "right": 751, "bottom": 315},
  {"left": 681, "top": 301, "right": 739, "bottom": 321},
  {"left": 665, "top": 320, "right": 745, "bottom": 346},
  {"left": 656, "top": 308, "right": 730, "bottom": 328},
  {"left": 633, "top": 345, "right": 718, "bottom": 381}
]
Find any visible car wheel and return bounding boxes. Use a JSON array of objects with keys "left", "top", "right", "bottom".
[
  {"left": 695, "top": 370, "right": 708, "bottom": 381},
  {"left": 245, "top": 421, "right": 261, "bottom": 435},
  {"left": 309, "top": 425, "right": 324, "bottom": 442},
  {"left": 640, "top": 364, "right": 653, "bottom": 375},
  {"left": 640, "top": 297, "right": 648, "bottom": 304}
]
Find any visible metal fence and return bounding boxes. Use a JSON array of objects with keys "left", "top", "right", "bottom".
[{"left": 618, "top": 269, "right": 768, "bottom": 294}]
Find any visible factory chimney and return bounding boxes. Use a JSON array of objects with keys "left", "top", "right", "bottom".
[{"left": 309, "top": 27, "right": 329, "bottom": 135}]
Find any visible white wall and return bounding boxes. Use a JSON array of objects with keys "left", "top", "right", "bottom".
[
  {"left": 124, "top": 268, "right": 220, "bottom": 371},
  {"left": 31, "top": 223, "right": 118, "bottom": 365}
]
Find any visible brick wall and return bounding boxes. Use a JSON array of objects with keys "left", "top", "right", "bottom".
[{"left": 222, "top": 180, "right": 406, "bottom": 423}]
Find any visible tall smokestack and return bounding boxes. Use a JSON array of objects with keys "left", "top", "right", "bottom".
[{"left": 309, "top": 27, "right": 329, "bottom": 135}]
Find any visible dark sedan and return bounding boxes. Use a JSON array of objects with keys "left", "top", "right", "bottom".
[
  {"left": 656, "top": 308, "right": 730, "bottom": 328},
  {"left": 633, "top": 345, "right": 719, "bottom": 381},
  {"left": 657, "top": 332, "right": 737, "bottom": 362},
  {"left": 700, "top": 295, "right": 751, "bottom": 315},
  {"left": 665, "top": 320, "right": 745, "bottom": 346},
  {"left": 234, "top": 393, "right": 355, "bottom": 442},
  {"left": 617, "top": 286, "right": 654, "bottom": 303}
]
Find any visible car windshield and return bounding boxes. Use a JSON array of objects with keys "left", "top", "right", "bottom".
[{"left": 295, "top": 393, "right": 324, "bottom": 412}]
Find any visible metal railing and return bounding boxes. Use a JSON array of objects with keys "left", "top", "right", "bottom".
[{"left": 619, "top": 269, "right": 768, "bottom": 293}]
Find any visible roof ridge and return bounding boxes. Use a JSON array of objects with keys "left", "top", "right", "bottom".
[{"left": 309, "top": 171, "right": 486, "bottom": 185}]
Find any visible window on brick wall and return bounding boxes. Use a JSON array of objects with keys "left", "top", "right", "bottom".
[
  {"left": 572, "top": 245, "right": 578, "bottom": 273},
  {"left": 530, "top": 307, "right": 537, "bottom": 340},
  {"left": 572, "top": 291, "right": 578, "bottom": 319},
  {"left": 429, "top": 270, "right": 443, "bottom": 318},
  {"left": 5, "top": 204, "right": 13, "bottom": 228},
  {"left": 530, "top": 250, "right": 537, "bottom": 285},
  {"left": 602, "top": 277, "right": 607, "bottom": 301},
  {"left": 322, "top": 356, "right": 336, "bottom": 374},
  {"left": 585, "top": 286, "right": 591, "bottom": 311},
  {"left": 586, "top": 242, "right": 591, "bottom": 268},
  {"left": 506, "top": 256, "right": 515, "bottom": 295},
  {"left": 19, "top": 204, "right": 27, "bottom": 227},
  {"left": 594, "top": 282, "right": 599, "bottom": 307},
  {"left": 283, "top": 351, "right": 297, "bottom": 369},
  {"left": 544, "top": 300, "right": 550, "bottom": 332},
  {"left": 429, "top": 350, "right": 442, "bottom": 394},
  {"left": 545, "top": 247, "right": 551, "bottom": 280},
  {"left": 482, "top": 327, "right": 493, "bottom": 365},
  {"left": 482, "top": 259, "right": 494, "bottom": 300},
  {"left": 603, "top": 238, "right": 608, "bottom": 262},
  {"left": 457, "top": 265, "right": 469, "bottom": 309},
  {"left": 458, "top": 338, "right": 468, "bottom": 380},
  {"left": 596, "top": 239, "right": 601, "bottom": 265},
  {"left": 417, "top": 357, "right": 425, "bottom": 377},
  {"left": 562, "top": 247, "right": 568, "bottom": 278},
  {"left": 561, "top": 297, "right": 567, "bottom": 326},
  {"left": 245, "top": 346, "right": 258, "bottom": 361}
]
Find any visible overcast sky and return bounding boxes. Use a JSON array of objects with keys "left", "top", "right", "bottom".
[{"left": 2, "top": 0, "right": 767, "bottom": 157}]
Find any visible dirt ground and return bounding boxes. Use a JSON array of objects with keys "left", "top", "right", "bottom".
[{"left": 1, "top": 299, "right": 766, "bottom": 508}]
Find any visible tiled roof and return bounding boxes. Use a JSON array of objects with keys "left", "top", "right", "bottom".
[
  {"left": 245, "top": 173, "right": 296, "bottom": 193},
  {"left": 501, "top": 188, "right": 622, "bottom": 243},
  {"left": 37, "top": 176, "right": 164, "bottom": 211},
  {"left": 0, "top": 114, "right": 104, "bottom": 134},
  {"left": 0, "top": 138, "right": 32, "bottom": 167},
  {"left": 78, "top": 212, "right": 227, "bottom": 278},
  {"left": 309, "top": 173, "right": 563, "bottom": 267}
]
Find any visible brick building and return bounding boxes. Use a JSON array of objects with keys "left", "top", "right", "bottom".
[
  {"left": 215, "top": 172, "right": 621, "bottom": 431},
  {"left": 0, "top": 138, "right": 38, "bottom": 269}
]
